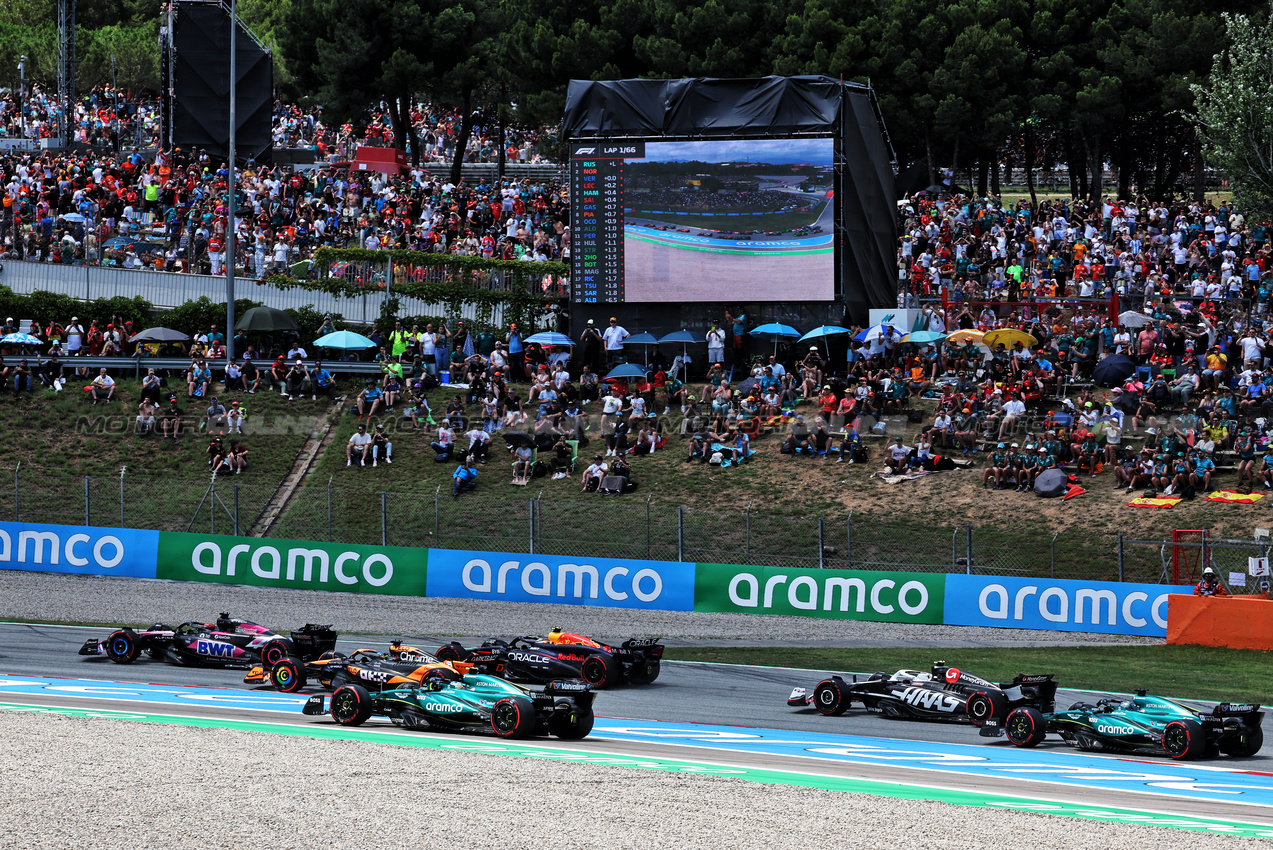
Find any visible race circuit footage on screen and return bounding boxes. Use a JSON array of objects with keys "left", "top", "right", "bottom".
[{"left": 621, "top": 138, "right": 835, "bottom": 302}]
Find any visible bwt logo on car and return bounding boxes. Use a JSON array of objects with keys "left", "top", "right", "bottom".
[
  {"left": 196, "top": 640, "right": 235, "bottom": 658},
  {"left": 975, "top": 583, "right": 1172, "bottom": 629},
  {"left": 727, "top": 573, "right": 931, "bottom": 615},
  {"left": 1, "top": 528, "right": 128, "bottom": 569},
  {"left": 190, "top": 541, "right": 394, "bottom": 587},
  {"left": 460, "top": 558, "right": 665, "bottom": 603},
  {"left": 896, "top": 688, "right": 961, "bottom": 712}
]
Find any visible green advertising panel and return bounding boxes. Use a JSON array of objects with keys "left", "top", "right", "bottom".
[
  {"left": 156, "top": 531, "right": 428, "bottom": 596},
  {"left": 694, "top": 563, "right": 945, "bottom": 623}
]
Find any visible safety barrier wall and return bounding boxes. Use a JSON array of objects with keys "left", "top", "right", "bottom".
[{"left": 0, "top": 521, "right": 1194, "bottom": 636}]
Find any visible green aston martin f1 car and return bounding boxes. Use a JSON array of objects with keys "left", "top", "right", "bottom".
[
  {"left": 302, "top": 673, "right": 596, "bottom": 740},
  {"left": 982, "top": 689, "right": 1263, "bottom": 760}
]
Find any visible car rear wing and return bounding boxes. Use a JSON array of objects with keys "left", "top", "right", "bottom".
[
  {"left": 543, "top": 680, "right": 593, "bottom": 694},
  {"left": 1001, "top": 674, "right": 1058, "bottom": 714},
  {"left": 290, "top": 624, "right": 339, "bottom": 657},
  {"left": 620, "top": 638, "right": 663, "bottom": 658},
  {"left": 1212, "top": 702, "right": 1264, "bottom": 717}
]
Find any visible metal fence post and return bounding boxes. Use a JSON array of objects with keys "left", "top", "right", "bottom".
[
  {"left": 1050, "top": 532, "right": 1058, "bottom": 579},
  {"left": 846, "top": 511, "right": 852, "bottom": 569},
  {"left": 380, "top": 492, "right": 387, "bottom": 546},
  {"left": 13, "top": 461, "right": 18, "bottom": 522},
  {"left": 677, "top": 506, "right": 684, "bottom": 562},
  {"left": 210, "top": 478, "right": 215, "bottom": 535},
  {"left": 817, "top": 517, "right": 825, "bottom": 569},
  {"left": 965, "top": 524, "right": 973, "bottom": 575},
  {"left": 1118, "top": 532, "right": 1125, "bottom": 582},
  {"left": 327, "top": 476, "right": 334, "bottom": 542},
  {"left": 745, "top": 502, "right": 752, "bottom": 563},
  {"left": 84, "top": 476, "right": 90, "bottom": 526},
  {"left": 233, "top": 483, "right": 240, "bottom": 536},
  {"left": 434, "top": 485, "right": 440, "bottom": 544},
  {"left": 646, "top": 496, "right": 651, "bottom": 559},
  {"left": 529, "top": 498, "right": 535, "bottom": 555}
]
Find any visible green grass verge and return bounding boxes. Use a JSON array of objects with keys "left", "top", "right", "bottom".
[{"left": 665, "top": 645, "right": 1273, "bottom": 705}]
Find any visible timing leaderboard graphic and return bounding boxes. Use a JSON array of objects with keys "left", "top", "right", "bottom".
[{"left": 570, "top": 138, "right": 835, "bottom": 304}]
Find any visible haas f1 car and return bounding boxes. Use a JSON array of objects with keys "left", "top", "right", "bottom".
[
  {"left": 789, "top": 662, "right": 1057, "bottom": 726},
  {"left": 245, "top": 641, "right": 471, "bottom": 694},
  {"left": 303, "top": 675, "right": 596, "bottom": 739},
  {"left": 79, "top": 613, "right": 338, "bottom": 670},
  {"left": 433, "top": 628, "right": 663, "bottom": 689},
  {"left": 986, "top": 690, "right": 1264, "bottom": 760}
]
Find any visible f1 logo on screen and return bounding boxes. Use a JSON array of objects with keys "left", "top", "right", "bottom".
[{"left": 425, "top": 550, "right": 695, "bottom": 610}]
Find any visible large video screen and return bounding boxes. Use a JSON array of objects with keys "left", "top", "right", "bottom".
[{"left": 570, "top": 137, "right": 835, "bottom": 303}]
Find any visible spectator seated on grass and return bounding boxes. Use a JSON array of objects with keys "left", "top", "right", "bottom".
[
  {"left": 159, "top": 396, "right": 184, "bottom": 441},
  {"left": 356, "top": 380, "right": 385, "bottom": 418},
  {"left": 347, "top": 423, "right": 372, "bottom": 467},
  {"left": 136, "top": 399, "right": 156, "bottom": 436},
  {"left": 370, "top": 424, "right": 392, "bottom": 466},
  {"left": 284, "top": 360, "right": 310, "bottom": 399},
  {"left": 581, "top": 454, "right": 608, "bottom": 492},
  {"left": 186, "top": 359, "right": 211, "bottom": 399},
  {"left": 241, "top": 359, "right": 261, "bottom": 394},
  {"left": 203, "top": 397, "right": 228, "bottom": 434},
  {"left": 885, "top": 436, "right": 911, "bottom": 473},
  {"left": 206, "top": 436, "right": 226, "bottom": 469},
  {"left": 268, "top": 357, "right": 289, "bottom": 392},
  {"left": 431, "top": 419, "right": 455, "bottom": 461},
  {"left": 216, "top": 439, "right": 249, "bottom": 475},
  {"left": 512, "top": 443, "right": 534, "bottom": 485},
  {"left": 90, "top": 367, "right": 116, "bottom": 404},
  {"left": 465, "top": 425, "right": 490, "bottom": 463},
  {"left": 227, "top": 401, "right": 245, "bottom": 434},
  {"left": 452, "top": 456, "right": 477, "bottom": 498}
]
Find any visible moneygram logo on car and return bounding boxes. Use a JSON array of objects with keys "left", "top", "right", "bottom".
[
  {"left": 425, "top": 550, "right": 695, "bottom": 610},
  {"left": 154, "top": 532, "right": 429, "bottom": 597}
]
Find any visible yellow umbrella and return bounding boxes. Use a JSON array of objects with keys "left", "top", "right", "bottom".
[
  {"left": 983, "top": 328, "right": 1038, "bottom": 349},
  {"left": 946, "top": 329, "right": 985, "bottom": 344}
]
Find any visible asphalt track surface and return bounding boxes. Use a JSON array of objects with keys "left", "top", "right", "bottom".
[{"left": 6, "top": 620, "right": 1273, "bottom": 829}]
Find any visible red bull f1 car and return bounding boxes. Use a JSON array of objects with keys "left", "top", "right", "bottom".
[
  {"left": 304, "top": 675, "right": 596, "bottom": 739},
  {"left": 244, "top": 641, "right": 472, "bottom": 693},
  {"left": 788, "top": 662, "right": 1057, "bottom": 727},
  {"left": 433, "top": 628, "right": 663, "bottom": 689},
  {"left": 78, "top": 613, "right": 338, "bottom": 670}
]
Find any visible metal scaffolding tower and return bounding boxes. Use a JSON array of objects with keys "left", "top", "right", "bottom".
[{"left": 57, "top": 0, "right": 76, "bottom": 146}]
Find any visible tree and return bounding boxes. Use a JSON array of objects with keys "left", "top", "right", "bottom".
[{"left": 1192, "top": 11, "right": 1273, "bottom": 217}]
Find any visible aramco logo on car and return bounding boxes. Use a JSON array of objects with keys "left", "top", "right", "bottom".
[{"left": 694, "top": 564, "right": 945, "bottom": 623}]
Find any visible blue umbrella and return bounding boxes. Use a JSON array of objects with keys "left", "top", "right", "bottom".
[
  {"left": 853, "top": 323, "right": 899, "bottom": 343},
  {"left": 524, "top": 332, "right": 575, "bottom": 346},
  {"left": 797, "top": 325, "right": 851, "bottom": 359},
  {"left": 313, "top": 330, "right": 376, "bottom": 350},
  {"left": 901, "top": 330, "right": 947, "bottom": 345},
  {"left": 750, "top": 322, "right": 800, "bottom": 338},
  {"left": 604, "top": 363, "right": 648, "bottom": 381},
  {"left": 658, "top": 330, "right": 705, "bottom": 344},
  {"left": 624, "top": 332, "right": 660, "bottom": 345},
  {"left": 751, "top": 322, "right": 801, "bottom": 356},
  {"left": 0, "top": 333, "right": 42, "bottom": 345}
]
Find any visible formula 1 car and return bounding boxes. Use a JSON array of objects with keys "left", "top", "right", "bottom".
[
  {"left": 433, "top": 628, "right": 663, "bottom": 688},
  {"left": 788, "top": 662, "right": 1057, "bottom": 726},
  {"left": 78, "top": 613, "right": 338, "bottom": 669},
  {"left": 303, "top": 675, "right": 596, "bottom": 739},
  {"left": 243, "top": 640, "right": 471, "bottom": 693},
  {"left": 986, "top": 690, "right": 1264, "bottom": 760}
]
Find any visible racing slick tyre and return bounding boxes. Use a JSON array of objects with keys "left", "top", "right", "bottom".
[
  {"left": 580, "top": 655, "right": 619, "bottom": 689},
  {"left": 491, "top": 696, "right": 536, "bottom": 739},
  {"left": 966, "top": 691, "right": 1010, "bottom": 727},
  {"left": 270, "top": 658, "right": 308, "bottom": 693},
  {"left": 550, "top": 707, "right": 595, "bottom": 740},
  {"left": 330, "top": 684, "right": 373, "bottom": 726},
  {"left": 629, "top": 661, "right": 661, "bottom": 685},
  {"left": 813, "top": 679, "right": 851, "bottom": 716},
  {"left": 259, "top": 639, "right": 292, "bottom": 670},
  {"left": 434, "top": 644, "right": 464, "bottom": 662},
  {"left": 1163, "top": 719, "right": 1207, "bottom": 760},
  {"left": 105, "top": 629, "right": 141, "bottom": 664},
  {"left": 1222, "top": 725, "right": 1264, "bottom": 758},
  {"left": 1005, "top": 707, "right": 1047, "bottom": 748}
]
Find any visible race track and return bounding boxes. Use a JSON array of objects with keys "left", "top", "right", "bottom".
[{"left": 6, "top": 622, "right": 1273, "bottom": 834}]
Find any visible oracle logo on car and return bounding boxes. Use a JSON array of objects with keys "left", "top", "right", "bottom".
[
  {"left": 943, "top": 576, "right": 1195, "bottom": 637},
  {"left": 426, "top": 550, "right": 694, "bottom": 610}
]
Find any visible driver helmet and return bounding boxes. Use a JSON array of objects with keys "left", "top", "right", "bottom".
[
  {"left": 913, "top": 672, "right": 932, "bottom": 683},
  {"left": 547, "top": 626, "right": 563, "bottom": 644}
]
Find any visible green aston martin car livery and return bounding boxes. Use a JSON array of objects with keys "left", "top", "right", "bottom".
[
  {"left": 302, "top": 672, "right": 596, "bottom": 740},
  {"left": 982, "top": 689, "right": 1263, "bottom": 760}
]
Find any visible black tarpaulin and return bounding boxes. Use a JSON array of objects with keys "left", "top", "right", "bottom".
[{"left": 564, "top": 76, "right": 846, "bottom": 137}]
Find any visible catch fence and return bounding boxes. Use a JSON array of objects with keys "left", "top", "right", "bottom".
[{"left": 2, "top": 463, "right": 1264, "bottom": 591}]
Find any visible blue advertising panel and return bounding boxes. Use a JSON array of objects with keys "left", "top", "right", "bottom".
[
  {"left": 427, "top": 549, "right": 696, "bottom": 611},
  {"left": 944, "top": 575, "right": 1195, "bottom": 637},
  {"left": 0, "top": 521, "right": 159, "bottom": 579}
]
